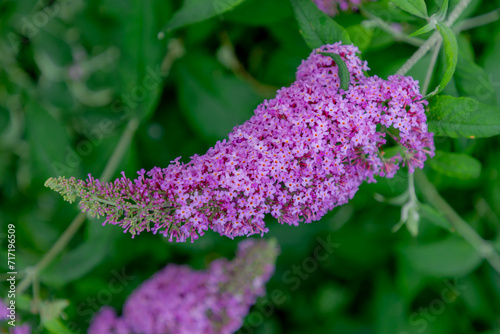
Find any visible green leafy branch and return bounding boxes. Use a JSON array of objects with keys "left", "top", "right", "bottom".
[
  {"left": 17, "top": 117, "right": 140, "bottom": 295},
  {"left": 383, "top": 0, "right": 500, "bottom": 274},
  {"left": 288, "top": 0, "right": 500, "bottom": 275}
]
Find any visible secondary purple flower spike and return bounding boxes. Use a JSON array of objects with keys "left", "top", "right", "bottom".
[
  {"left": 9, "top": 325, "right": 31, "bottom": 334},
  {"left": 46, "top": 42, "right": 434, "bottom": 242},
  {"left": 0, "top": 301, "right": 31, "bottom": 334},
  {"left": 312, "top": 0, "right": 369, "bottom": 16},
  {"left": 88, "top": 239, "right": 279, "bottom": 334},
  {"left": 0, "top": 300, "right": 8, "bottom": 321}
]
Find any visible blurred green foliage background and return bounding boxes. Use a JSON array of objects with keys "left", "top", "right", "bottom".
[{"left": 1, "top": 0, "right": 500, "bottom": 333}]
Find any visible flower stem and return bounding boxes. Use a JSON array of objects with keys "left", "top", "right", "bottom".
[
  {"left": 415, "top": 170, "right": 500, "bottom": 275},
  {"left": 396, "top": 0, "right": 474, "bottom": 75},
  {"left": 455, "top": 8, "right": 500, "bottom": 31},
  {"left": 396, "top": 32, "right": 440, "bottom": 76},
  {"left": 17, "top": 117, "right": 140, "bottom": 295},
  {"left": 445, "top": 0, "right": 474, "bottom": 25},
  {"left": 421, "top": 40, "right": 442, "bottom": 96},
  {"left": 407, "top": 172, "right": 417, "bottom": 203}
]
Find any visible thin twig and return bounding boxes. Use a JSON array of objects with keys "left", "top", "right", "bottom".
[
  {"left": 360, "top": 9, "right": 425, "bottom": 47},
  {"left": 455, "top": 8, "right": 500, "bottom": 31},
  {"left": 421, "top": 40, "right": 442, "bottom": 96},
  {"left": 16, "top": 38, "right": 185, "bottom": 295},
  {"left": 396, "top": 32, "right": 440, "bottom": 76},
  {"left": 445, "top": 0, "right": 474, "bottom": 26},
  {"left": 396, "top": 0, "right": 474, "bottom": 75}
]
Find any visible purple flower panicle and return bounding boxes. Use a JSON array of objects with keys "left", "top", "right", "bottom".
[
  {"left": 88, "top": 239, "right": 279, "bottom": 334},
  {"left": 46, "top": 43, "right": 434, "bottom": 242},
  {"left": 0, "top": 300, "right": 31, "bottom": 334},
  {"left": 0, "top": 300, "right": 9, "bottom": 321},
  {"left": 312, "top": 0, "right": 370, "bottom": 16},
  {"left": 10, "top": 325, "right": 31, "bottom": 334}
]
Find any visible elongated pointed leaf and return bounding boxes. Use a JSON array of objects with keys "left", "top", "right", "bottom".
[
  {"left": 432, "top": 23, "right": 458, "bottom": 96},
  {"left": 41, "top": 221, "right": 116, "bottom": 286},
  {"left": 291, "top": 0, "right": 351, "bottom": 49},
  {"left": 399, "top": 236, "right": 483, "bottom": 277},
  {"left": 117, "top": 0, "right": 171, "bottom": 119},
  {"left": 165, "top": 0, "right": 247, "bottom": 31},
  {"left": 39, "top": 300, "right": 76, "bottom": 334},
  {"left": 418, "top": 203, "right": 453, "bottom": 231},
  {"left": 346, "top": 24, "right": 373, "bottom": 51},
  {"left": 436, "top": 0, "right": 449, "bottom": 20},
  {"left": 25, "top": 100, "right": 73, "bottom": 179},
  {"left": 483, "top": 32, "right": 500, "bottom": 106},
  {"left": 319, "top": 52, "right": 351, "bottom": 91},
  {"left": 225, "top": 0, "right": 292, "bottom": 25},
  {"left": 427, "top": 95, "right": 500, "bottom": 138},
  {"left": 176, "top": 55, "right": 262, "bottom": 141},
  {"left": 410, "top": 22, "right": 436, "bottom": 37},
  {"left": 409, "top": 22, "right": 435, "bottom": 37},
  {"left": 391, "top": 0, "right": 428, "bottom": 18},
  {"left": 429, "top": 150, "right": 482, "bottom": 179},
  {"left": 455, "top": 55, "right": 497, "bottom": 106}
]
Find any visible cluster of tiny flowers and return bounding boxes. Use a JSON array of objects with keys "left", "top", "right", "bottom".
[
  {"left": 88, "top": 239, "right": 279, "bottom": 334},
  {"left": 9, "top": 325, "right": 31, "bottom": 334},
  {"left": 0, "top": 301, "right": 31, "bottom": 334},
  {"left": 46, "top": 42, "right": 434, "bottom": 242},
  {"left": 0, "top": 302, "right": 7, "bottom": 320},
  {"left": 312, "top": 0, "right": 371, "bottom": 16}
]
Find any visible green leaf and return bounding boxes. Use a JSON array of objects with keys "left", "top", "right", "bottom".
[
  {"left": 390, "top": 0, "right": 428, "bottom": 18},
  {"left": 165, "top": 0, "right": 246, "bottom": 31},
  {"left": 409, "top": 22, "right": 435, "bottom": 37},
  {"left": 290, "top": 0, "right": 351, "bottom": 49},
  {"left": 427, "top": 95, "right": 500, "bottom": 138},
  {"left": 363, "top": 0, "right": 419, "bottom": 22},
  {"left": 176, "top": 55, "right": 262, "bottom": 141},
  {"left": 25, "top": 100, "right": 73, "bottom": 179},
  {"left": 418, "top": 203, "right": 453, "bottom": 231},
  {"left": 346, "top": 24, "right": 373, "bottom": 52},
  {"left": 455, "top": 55, "right": 497, "bottom": 107},
  {"left": 119, "top": 0, "right": 172, "bottom": 120},
  {"left": 43, "top": 319, "right": 76, "bottom": 334},
  {"left": 429, "top": 150, "right": 482, "bottom": 180},
  {"left": 318, "top": 52, "right": 351, "bottom": 91},
  {"left": 41, "top": 221, "right": 115, "bottom": 286},
  {"left": 407, "top": 48, "right": 433, "bottom": 85},
  {"left": 225, "top": 0, "right": 292, "bottom": 25},
  {"left": 483, "top": 32, "right": 500, "bottom": 106},
  {"left": 40, "top": 300, "right": 76, "bottom": 334},
  {"left": 314, "top": 283, "right": 349, "bottom": 316},
  {"left": 457, "top": 34, "right": 475, "bottom": 62},
  {"left": 432, "top": 23, "right": 458, "bottom": 96},
  {"left": 41, "top": 240, "right": 109, "bottom": 285},
  {"left": 399, "top": 236, "right": 483, "bottom": 277}
]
